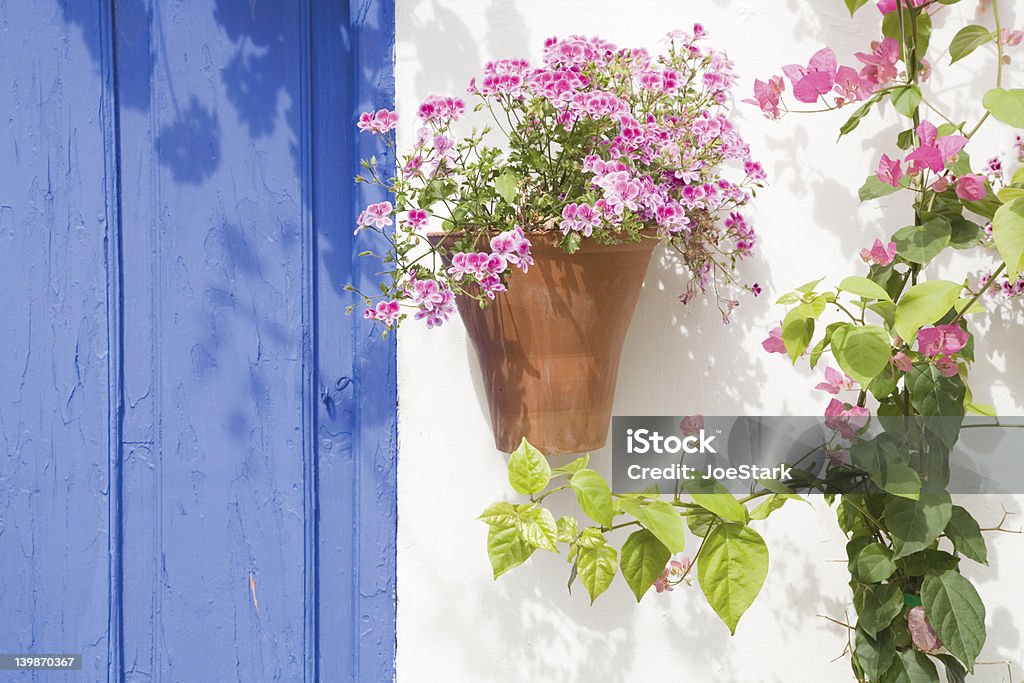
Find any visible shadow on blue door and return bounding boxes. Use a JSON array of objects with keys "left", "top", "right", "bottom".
[{"left": 0, "top": 1, "right": 396, "bottom": 680}]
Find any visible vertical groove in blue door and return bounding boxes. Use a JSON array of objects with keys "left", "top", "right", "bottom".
[
  {"left": 99, "top": 0, "right": 126, "bottom": 678},
  {"left": 0, "top": 0, "right": 397, "bottom": 680}
]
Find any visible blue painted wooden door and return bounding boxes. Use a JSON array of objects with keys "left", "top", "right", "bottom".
[{"left": 0, "top": 1, "right": 396, "bottom": 680}]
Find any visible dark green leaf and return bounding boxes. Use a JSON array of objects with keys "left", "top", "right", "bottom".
[
  {"left": 885, "top": 492, "right": 953, "bottom": 559},
  {"left": 922, "top": 570, "right": 986, "bottom": 671},
  {"left": 945, "top": 505, "right": 988, "bottom": 564}
]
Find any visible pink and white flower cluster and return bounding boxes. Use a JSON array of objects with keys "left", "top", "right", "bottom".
[{"left": 352, "top": 28, "right": 764, "bottom": 328}]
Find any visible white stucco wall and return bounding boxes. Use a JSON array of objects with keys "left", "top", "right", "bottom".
[{"left": 395, "top": 1, "right": 1024, "bottom": 680}]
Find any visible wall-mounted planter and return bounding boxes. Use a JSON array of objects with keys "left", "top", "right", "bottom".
[{"left": 432, "top": 231, "right": 656, "bottom": 455}]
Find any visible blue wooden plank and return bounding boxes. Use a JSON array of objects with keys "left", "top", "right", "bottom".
[
  {"left": 0, "top": 1, "right": 119, "bottom": 680},
  {"left": 312, "top": 0, "right": 397, "bottom": 680}
]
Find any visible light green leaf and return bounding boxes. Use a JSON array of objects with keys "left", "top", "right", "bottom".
[
  {"left": 551, "top": 453, "right": 590, "bottom": 477},
  {"left": 890, "top": 85, "right": 922, "bottom": 118},
  {"left": 619, "top": 529, "right": 671, "bottom": 601},
  {"left": 627, "top": 499, "right": 686, "bottom": 553},
  {"left": 487, "top": 525, "right": 535, "bottom": 579},
  {"left": 748, "top": 493, "right": 802, "bottom": 521},
  {"left": 860, "top": 175, "right": 902, "bottom": 202},
  {"left": 698, "top": 524, "right": 769, "bottom": 635},
  {"left": 892, "top": 217, "right": 952, "bottom": 265},
  {"left": 856, "top": 583, "right": 903, "bottom": 636},
  {"left": 781, "top": 307, "right": 815, "bottom": 363},
  {"left": 949, "top": 25, "right": 994, "bottom": 63},
  {"left": 479, "top": 501, "right": 518, "bottom": 528},
  {"left": 993, "top": 197, "right": 1024, "bottom": 279},
  {"left": 945, "top": 506, "right": 988, "bottom": 565},
  {"left": 844, "top": 0, "right": 870, "bottom": 15},
  {"left": 885, "top": 492, "right": 953, "bottom": 559},
  {"left": 983, "top": 87, "right": 1024, "bottom": 128},
  {"left": 570, "top": 469, "right": 614, "bottom": 527},
  {"left": 507, "top": 438, "right": 551, "bottom": 495},
  {"left": 577, "top": 543, "right": 617, "bottom": 603},
  {"left": 517, "top": 505, "right": 559, "bottom": 552},
  {"left": 495, "top": 171, "right": 519, "bottom": 205},
  {"left": 832, "top": 324, "right": 892, "bottom": 386},
  {"left": 849, "top": 541, "right": 897, "bottom": 583},
  {"left": 685, "top": 479, "right": 748, "bottom": 523},
  {"left": 923, "top": 570, "right": 986, "bottom": 672},
  {"left": 894, "top": 280, "right": 963, "bottom": 342},
  {"left": 556, "top": 515, "right": 579, "bottom": 543},
  {"left": 839, "top": 276, "right": 892, "bottom": 302},
  {"left": 870, "top": 463, "right": 921, "bottom": 500}
]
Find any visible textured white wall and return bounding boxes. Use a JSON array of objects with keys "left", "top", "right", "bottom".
[{"left": 395, "top": 1, "right": 1024, "bottom": 680}]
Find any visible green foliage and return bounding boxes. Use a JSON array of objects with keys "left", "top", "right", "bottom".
[
  {"left": 697, "top": 524, "right": 769, "bottom": 635},
  {"left": 578, "top": 543, "right": 617, "bottom": 603},
  {"left": 507, "top": 438, "right": 550, "bottom": 495},
  {"left": 993, "top": 197, "right": 1024, "bottom": 279},
  {"left": 831, "top": 325, "right": 891, "bottom": 386},
  {"left": 983, "top": 87, "right": 1024, "bottom": 128},
  {"left": 885, "top": 492, "right": 953, "bottom": 559},
  {"left": 620, "top": 530, "right": 671, "bottom": 601},
  {"left": 944, "top": 506, "right": 988, "bottom": 564},
  {"left": 948, "top": 25, "right": 993, "bottom": 63},
  {"left": 569, "top": 469, "right": 614, "bottom": 526},
  {"left": 922, "top": 571, "right": 986, "bottom": 671},
  {"left": 893, "top": 280, "right": 962, "bottom": 342}
]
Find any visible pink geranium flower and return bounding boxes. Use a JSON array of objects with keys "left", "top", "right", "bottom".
[
  {"left": 860, "top": 239, "right": 898, "bottom": 266},
  {"left": 363, "top": 300, "right": 401, "bottom": 327},
  {"left": 917, "top": 324, "right": 969, "bottom": 357},
  {"left": 357, "top": 109, "right": 398, "bottom": 134},
  {"left": 782, "top": 48, "right": 838, "bottom": 104},
  {"left": 355, "top": 201, "right": 394, "bottom": 232}
]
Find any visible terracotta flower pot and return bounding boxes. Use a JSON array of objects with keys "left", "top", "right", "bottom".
[{"left": 430, "top": 231, "right": 657, "bottom": 455}]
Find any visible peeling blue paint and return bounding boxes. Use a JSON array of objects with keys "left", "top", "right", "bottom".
[{"left": 0, "top": 0, "right": 397, "bottom": 680}]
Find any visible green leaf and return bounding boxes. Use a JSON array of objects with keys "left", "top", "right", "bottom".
[
  {"left": 908, "top": 363, "right": 966, "bottom": 417},
  {"left": 855, "top": 583, "right": 904, "bottom": 636},
  {"left": 885, "top": 492, "right": 953, "bottom": 559},
  {"left": 936, "top": 654, "right": 968, "bottom": 683},
  {"left": 487, "top": 525, "right": 535, "bottom": 579},
  {"left": 551, "top": 453, "right": 589, "bottom": 477},
  {"left": 686, "top": 510, "right": 715, "bottom": 538},
  {"left": 634, "top": 500, "right": 686, "bottom": 553},
  {"left": 619, "top": 530, "right": 671, "bottom": 601},
  {"left": 517, "top": 505, "right": 559, "bottom": 552},
  {"left": 748, "top": 493, "right": 801, "bottom": 521},
  {"left": 844, "top": 0, "right": 870, "bottom": 14},
  {"left": 569, "top": 469, "right": 614, "bottom": 527},
  {"left": 685, "top": 479, "right": 748, "bottom": 523},
  {"left": 922, "top": 570, "right": 986, "bottom": 672},
  {"left": 479, "top": 501, "right": 518, "bottom": 528},
  {"left": 507, "top": 438, "right": 551, "bottom": 495},
  {"left": 948, "top": 217, "right": 982, "bottom": 249},
  {"left": 495, "top": 171, "right": 518, "bottom": 205},
  {"left": 839, "top": 276, "right": 893, "bottom": 302},
  {"left": 886, "top": 649, "right": 940, "bottom": 682},
  {"left": 949, "top": 24, "right": 994, "bottom": 63},
  {"left": 892, "top": 217, "right": 952, "bottom": 265},
  {"left": 870, "top": 463, "right": 922, "bottom": 500},
  {"left": 855, "top": 628, "right": 896, "bottom": 681},
  {"left": 555, "top": 515, "right": 578, "bottom": 543},
  {"left": 993, "top": 197, "right": 1024, "bottom": 279},
  {"left": 577, "top": 543, "right": 617, "bottom": 603},
  {"left": 890, "top": 85, "right": 922, "bottom": 118},
  {"left": 860, "top": 175, "right": 901, "bottom": 202},
  {"left": 697, "top": 524, "right": 769, "bottom": 634},
  {"left": 849, "top": 541, "right": 897, "bottom": 583},
  {"left": 983, "top": 87, "right": 1024, "bottom": 128},
  {"left": 781, "top": 307, "right": 815, "bottom": 363},
  {"left": 840, "top": 92, "right": 883, "bottom": 136},
  {"left": 832, "top": 324, "right": 892, "bottom": 386},
  {"left": 894, "top": 280, "right": 963, "bottom": 342},
  {"left": 945, "top": 505, "right": 988, "bottom": 565}
]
